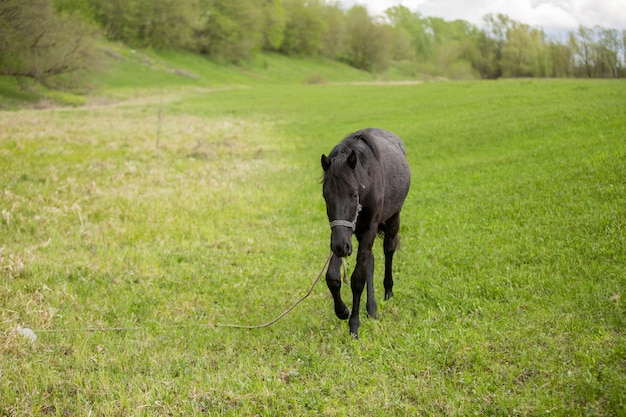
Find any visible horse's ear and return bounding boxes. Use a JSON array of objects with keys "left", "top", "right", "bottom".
[
  {"left": 321, "top": 154, "right": 331, "bottom": 171},
  {"left": 347, "top": 150, "right": 357, "bottom": 170}
]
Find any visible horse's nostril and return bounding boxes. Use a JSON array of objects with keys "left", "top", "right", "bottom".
[{"left": 332, "top": 241, "right": 351, "bottom": 257}]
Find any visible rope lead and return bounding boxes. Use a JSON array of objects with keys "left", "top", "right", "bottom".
[{"left": 18, "top": 252, "right": 338, "bottom": 337}]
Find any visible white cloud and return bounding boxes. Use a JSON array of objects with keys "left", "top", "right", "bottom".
[{"left": 340, "top": 0, "right": 626, "bottom": 30}]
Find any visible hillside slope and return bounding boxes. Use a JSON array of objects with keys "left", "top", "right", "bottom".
[{"left": 0, "top": 46, "right": 378, "bottom": 109}]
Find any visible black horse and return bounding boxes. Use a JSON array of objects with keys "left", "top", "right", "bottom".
[{"left": 321, "top": 128, "right": 410, "bottom": 339}]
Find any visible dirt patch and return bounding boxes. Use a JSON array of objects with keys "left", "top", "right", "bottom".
[
  {"left": 328, "top": 80, "right": 424, "bottom": 86},
  {"left": 83, "top": 87, "right": 226, "bottom": 109}
]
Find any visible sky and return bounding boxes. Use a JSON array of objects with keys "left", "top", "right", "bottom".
[{"left": 338, "top": 0, "right": 626, "bottom": 31}]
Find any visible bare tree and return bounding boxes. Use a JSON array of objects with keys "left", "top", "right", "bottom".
[{"left": 0, "top": 0, "right": 100, "bottom": 85}]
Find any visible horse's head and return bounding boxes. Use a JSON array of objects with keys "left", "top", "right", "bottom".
[{"left": 321, "top": 150, "right": 362, "bottom": 258}]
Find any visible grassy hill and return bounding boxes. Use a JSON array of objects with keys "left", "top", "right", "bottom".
[{"left": 0, "top": 47, "right": 380, "bottom": 109}]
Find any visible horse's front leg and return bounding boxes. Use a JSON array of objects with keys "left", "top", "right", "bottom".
[
  {"left": 349, "top": 233, "right": 376, "bottom": 339},
  {"left": 326, "top": 254, "right": 350, "bottom": 320}
]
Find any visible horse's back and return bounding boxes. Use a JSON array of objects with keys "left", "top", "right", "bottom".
[
  {"left": 359, "top": 128, "right": 406, "bottom": 152},
  {"left": 354, "top": 128, "right": 411, "bottom": 218},
  {"left": 358, "top": 128, "right": 410, "bottom": 183}
]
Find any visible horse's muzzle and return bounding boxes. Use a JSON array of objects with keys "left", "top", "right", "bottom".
[{"left": 331, "top": 229, "right": 353, "bottom": 257}]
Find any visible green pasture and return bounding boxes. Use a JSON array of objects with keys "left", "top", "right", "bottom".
[{"left": 1, "top": 73, "right": 625, "bottom": 415}]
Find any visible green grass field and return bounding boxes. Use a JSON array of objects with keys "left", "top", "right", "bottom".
[{"left": 1, "top": 52, "right": 625, "bottom": 416}]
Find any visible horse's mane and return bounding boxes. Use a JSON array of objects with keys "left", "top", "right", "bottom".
[
  {"left": 329, "top": 131, "right": 380, "bottom": 163},
  {"left": 322, "top": 131, "right": 380, "bottom": 193}
]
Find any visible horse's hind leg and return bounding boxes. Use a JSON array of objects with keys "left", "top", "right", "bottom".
[
  {"left": 383, "top": 212, "right": 401, "bottom": 300},
  {"left": 326, "top": 254, "right": 350, "bottom": 320}
]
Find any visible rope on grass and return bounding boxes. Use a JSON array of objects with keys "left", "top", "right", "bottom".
[
  {"left": 215, "top": 252, "right": 337, "bottom": 329},
  {"left": 17, "top": 252, "right": 344, "bottom": 339}
]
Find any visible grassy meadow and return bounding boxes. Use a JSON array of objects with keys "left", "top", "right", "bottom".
[{"left": 1, "top": 52, "right": 625, "bottom": 415}]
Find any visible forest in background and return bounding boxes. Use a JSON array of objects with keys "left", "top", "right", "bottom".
[{"left": 1, "top": 0, "right": 626, "bottom": 88}]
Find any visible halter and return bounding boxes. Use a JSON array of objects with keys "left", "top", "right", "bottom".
[{"left": 329, "top": 195, "right": 362, "bottom": 231}]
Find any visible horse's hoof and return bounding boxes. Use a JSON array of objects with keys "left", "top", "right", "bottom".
[
  {"left": 336, "top": 306, "right": 350, "bottom": 320},
  {"left": 384, "top": 290, "right": 394, "bottom": 300},
  {"left": 366, "top": 301, "right": 377, "bottom": 319},
  {"left": 351, "top": 332, "right": 358, "bottom": 340}
]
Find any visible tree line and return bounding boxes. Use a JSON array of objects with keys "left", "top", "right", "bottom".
[{"left": 2, "top": 0, "right": 625, "bottom": 85}]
